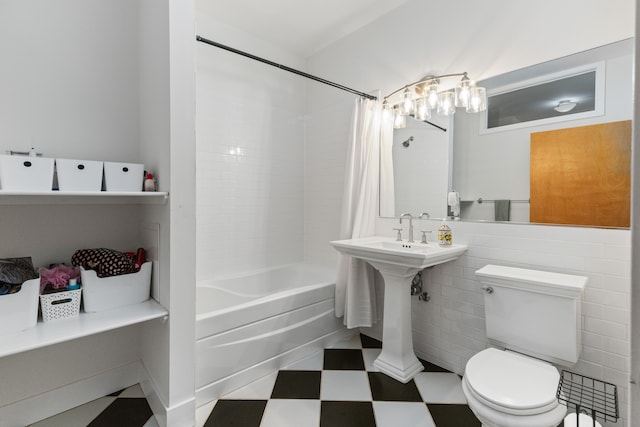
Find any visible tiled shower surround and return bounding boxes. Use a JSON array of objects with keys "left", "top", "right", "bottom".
[{"left": 195, "top": 15, "right": 307, "bottom": 282}]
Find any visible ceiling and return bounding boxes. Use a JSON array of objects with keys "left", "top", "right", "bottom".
[{"left": 197, "top": 0, "right": 411, "bottom": 56}]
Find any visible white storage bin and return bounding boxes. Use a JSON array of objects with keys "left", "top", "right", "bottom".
[
  {"left": 40, "top": 289, "right": 82, "bottom": 322},
  {"left": 0, "top": 278, "right": 39, "bottom": 335},
  {"left": 0, "top": 155, "right": 54, "bottom": 191},
  {"left": 56, "top": 158, "right": 104, "bottom": 191},
  {"left": 103, "top": 161, "right": 144, "bottom": 192},
  {"left": 81, "top": 261, "right": 152, "bottom": 312}
]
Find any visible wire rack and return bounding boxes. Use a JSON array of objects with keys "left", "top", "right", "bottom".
[{"left": 557, "top": 370, "right": 618, "bottom": 424}]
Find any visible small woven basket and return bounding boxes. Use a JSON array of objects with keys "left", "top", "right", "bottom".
[{"left": 40, "top": 289, "right": 82, "bottom": 322}]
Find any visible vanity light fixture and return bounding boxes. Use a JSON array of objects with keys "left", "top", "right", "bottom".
[
  {"left": 455, "top": 73, "right": 474, "bottom": 108},
  {"left": 400, "top": 88, "right": 415, "bottom": 115},
  {"left": 467, "top": 86, "right": 487, "bottom": 113},
  {"left": 393, "top": 106, "right": 407, "bottom": 128},
  {"left": 437, "top": 91, "right": 456, "bottom": 116},
  {"left": 414, "top": 97, "right": 431, "bottom": 121},
  {"left": 385, "top": 72, "right": 487, "bottom": 128},
  {"left": 425, "top": 80, "right": 440, "bottom": 110},
  {"left": 553, "top": 100, "right": 578, "bottom": 113}
]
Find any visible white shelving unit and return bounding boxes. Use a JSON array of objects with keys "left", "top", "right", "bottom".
[
  {"left": 0, "top": 300, "right": 168, "bottom": 358},
  {"left": 0, "top": 191, "right": 169, "bottom": 205},
  {"left": 0, "top": 0, "right": 195, "bottom": 421},
  {"left": 0, "top": 190, "right": 170, "bottom": 359}
]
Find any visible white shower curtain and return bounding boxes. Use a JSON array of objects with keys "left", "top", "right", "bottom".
[
  {"left": 335, "top": 97, "right": 383, "bottom": 329},
  {"left": 379, "top": 108, "right": 395, "bottom": 217}
]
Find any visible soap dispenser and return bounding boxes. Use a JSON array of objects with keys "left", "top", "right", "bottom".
[{"left": 438, "top": 221, "right": 452, "bottom": 246}]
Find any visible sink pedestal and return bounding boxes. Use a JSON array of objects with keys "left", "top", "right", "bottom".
[
  {"left": 369, "top": 262, "right": 423, "bottom": 383},
  {"left": 329, "top": 237, "right": 467, "bottom": 384}
]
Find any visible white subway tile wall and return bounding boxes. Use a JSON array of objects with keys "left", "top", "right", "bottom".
[
  {"left": 304, "top": 99, "right": 353, "bottom": 268},
  {"left": 195, "top": 34, "right": 307, "bottom": 280},
  {"left": 378, "top": 219, "right": 630, "bottom": 427}
]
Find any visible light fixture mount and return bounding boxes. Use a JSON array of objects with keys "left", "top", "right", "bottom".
[{"left": 384, "top": 72, "right": 487, "bottom": 129}]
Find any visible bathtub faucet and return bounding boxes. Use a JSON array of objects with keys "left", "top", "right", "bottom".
[{"left": 399, "top": 213, "right": 414, "bottom": 242}]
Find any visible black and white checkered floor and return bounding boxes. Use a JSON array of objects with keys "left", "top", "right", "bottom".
[
  {"left": 196, "top": 333, "right": 480, "bottom": 427},
  {"left": 28, "top": 384, "right": 157, "bottom": 427},
  {"left": 31, "top": 334, "right": 482, "bottom": 426}
]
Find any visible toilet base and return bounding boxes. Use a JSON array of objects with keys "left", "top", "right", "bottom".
[{"left": 462, "top": 377, "right": 567, "bottom": 427}]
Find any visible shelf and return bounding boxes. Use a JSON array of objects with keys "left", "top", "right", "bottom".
[
  {"left": 0, "top": 190, "right": 169, "bottom": 205},
  {"left": 557, "top": 370, "right": 619, "bottom": 423},
  {"left": 0, "top": 299, "right": 168, "bottom": 358}
]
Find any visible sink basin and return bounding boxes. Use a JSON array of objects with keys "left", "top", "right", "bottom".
[
  {"left": 330, "top": 236, "right": 467, "bottom": 270},
  {"left": 331, "top": 236, "right": 467, "bottom": 383}
]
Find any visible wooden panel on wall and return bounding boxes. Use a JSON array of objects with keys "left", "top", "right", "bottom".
[{"left": 530, "top": 120, "right": 631, "bottom": 227}]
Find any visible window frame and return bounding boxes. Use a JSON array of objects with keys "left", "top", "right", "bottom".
[{"left": 479, "top": 61, "right": 606, "bottom": 134}]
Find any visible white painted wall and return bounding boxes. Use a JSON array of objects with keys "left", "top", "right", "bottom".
[
  {"left": 0, "top": 0, "right": 145, "bottom": 412},
  {"left": 195, "top": 13, "right": 307, "bottom": 280},
  {"left": 0, "top": 1, "right": 194, "bottom": 425},
  {"left": 0, "top": 0, "right": 141, "bottom": 162},
  {"left": 305, "top": 0, "right": 634, "bottom": 424},
  {"left": 139, "top": 0, "right": 196, "bottom": 425}
]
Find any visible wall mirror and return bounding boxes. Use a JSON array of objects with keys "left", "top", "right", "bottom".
[{"left": 380, "top": 38, "right": 633, "bottom": 228}]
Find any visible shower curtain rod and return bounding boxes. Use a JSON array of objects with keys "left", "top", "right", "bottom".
[
  {"left": 196, "top": 35, "right": 377, "bottom": 100},
  {"left": 196, "top": 35, "right": 446, "bottom": 132}
]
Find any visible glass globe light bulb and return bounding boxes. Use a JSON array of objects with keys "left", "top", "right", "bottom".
[
  {"left": 393, "top": 108, "right": 406, "bottom": 128},
  {"left": 467, "top": 86, "right": 487, "bottom": 113},
  {"left": 455, "top": 75, "right": 475, "bottom": 108},
  {"left": 437, "top": 91, "right": 456, "bottom": 116},
  {"left": 425, "top": 81, "right": 440, "bottom": 109},
  {"left": 414, "top": 97, "right": 431, "bottom": 121},
  {"left": 399, "top": 88, "right": 415, "bottom": 115}
]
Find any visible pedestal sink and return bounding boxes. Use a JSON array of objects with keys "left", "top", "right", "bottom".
[{"left": 331, "top": 236, "right": 467, "bottom": 383}]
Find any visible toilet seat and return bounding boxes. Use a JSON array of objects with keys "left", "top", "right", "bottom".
[
  {"left": 464, "top": 348, "right": 560, "bottom": 416},
  {"left": 462, "top": 379, "right": 567, "bottom": 427}
]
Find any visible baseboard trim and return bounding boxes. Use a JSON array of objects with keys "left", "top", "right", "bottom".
[
  {"left": 0, "top": 362, "right": 143, "bottom": 427},
  {"left": 138, "top": 363, "right": 195, "bottom": 427}
]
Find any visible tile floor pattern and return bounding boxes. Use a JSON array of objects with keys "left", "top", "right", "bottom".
[
  {"left": 28, "top": 384, "right": 158, "bottom": 427},
  {"left": 28, "top": 334, "right": 576, "bottom": 426},
  {"left": 31, "top": 334, "right": 484, "bottom": 426},
  {"left": 197, "top": 334, "right": 481, "bottom": 427}
]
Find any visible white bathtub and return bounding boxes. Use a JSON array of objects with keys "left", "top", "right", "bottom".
[{"left": 195, "top": 263, "right": 348, "bottom": 405}]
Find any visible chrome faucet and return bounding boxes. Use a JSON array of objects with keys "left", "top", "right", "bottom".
[
  {"left": 418, "top": 213, "right": 430, "bottom": 243},
  {"left": 399, "top": 213, "right": 414, "bottom": 242}
]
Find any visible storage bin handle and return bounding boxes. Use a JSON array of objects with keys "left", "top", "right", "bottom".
[
  {"left": 77, "top": 164, "right": 85, "bottom": 170},
  {"left": 23, "top": 161, "right": 32, "bottom": 167},
  {"left": 122, "top": 167, "right": 129, "bottom": 172},
  {"left": 51, "top": 298, "right": 73, "bottom": 305}
]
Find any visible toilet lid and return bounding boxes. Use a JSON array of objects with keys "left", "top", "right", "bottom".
[{"left": 465, "top": 348, "right": 560, "bottom": 413}]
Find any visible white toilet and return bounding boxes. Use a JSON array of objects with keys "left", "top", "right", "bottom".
[{"left": 462, "top": 264, "right": 587, "bottom": 427}]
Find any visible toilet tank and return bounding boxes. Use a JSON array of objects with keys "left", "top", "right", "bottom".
[{"left": 476, "top": 265, "right": 587, "bottom": 366}]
